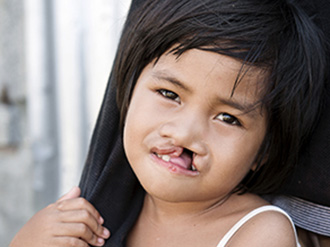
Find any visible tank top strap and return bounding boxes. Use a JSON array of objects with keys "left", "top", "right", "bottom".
[{"left": 216, "top": 205, "right": 301, "bottom": 247}]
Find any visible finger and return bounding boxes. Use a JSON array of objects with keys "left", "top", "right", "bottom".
[
  {"left": 54, "top": 222, "right": 105, "bottom": 247},
  {"left": 53, "top": 236, "right": 89, "bottom": 247},
  {"left": 59, "top": 209, "right": 110, "bottom": 239},
  {"left": 56, "top": 197, "right": 104, "bottom": 225},
  {"left": 57, "top": 186, "right": 81, "bottom": 202}
]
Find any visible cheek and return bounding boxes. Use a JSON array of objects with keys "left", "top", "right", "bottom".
[
  {"left": 212, "top": 133, "right": 264, "bottom": 173},
  {"left": 123, "top": 94, "right": 154, "bottom": 164},
  {"left": 241, "top": 136, "right": 266, "bottom": 172},
  {"left": 123, "top": 121, "right": 141, "bottom": 178},
  {"left": 123, "top": 106, "right": 139, "bottom": 158}
]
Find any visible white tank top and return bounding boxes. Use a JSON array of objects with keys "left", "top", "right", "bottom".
[{"left": 216, "top": 205, "right": 301, "bottom": 247}]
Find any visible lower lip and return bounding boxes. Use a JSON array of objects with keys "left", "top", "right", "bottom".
[{"left": 150, "top": 154, "right": 199, "bottom": 177}]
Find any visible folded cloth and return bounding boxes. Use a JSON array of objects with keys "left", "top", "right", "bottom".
[{"left": 265, "top": 196, "right": 330, "bottom": 237}]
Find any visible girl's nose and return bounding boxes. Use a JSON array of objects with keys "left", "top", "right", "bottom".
[{"left": 158, "top": 112, "right": 207, "bottom": 155}]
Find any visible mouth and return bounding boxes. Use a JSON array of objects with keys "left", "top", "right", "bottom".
[{"left": 153, "top": 148, "right": 198, "bottom": 173}]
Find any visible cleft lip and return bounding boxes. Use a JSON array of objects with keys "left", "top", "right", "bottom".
[{"left": 152, "top": 147, "right": 198, "bottom": 172}]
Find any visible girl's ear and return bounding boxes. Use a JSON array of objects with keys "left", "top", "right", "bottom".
[
  {"left": 251, "top": 153, "right": 268, "bottom": 171},
  {"left": 251, "top": 163, "right": 258, "bottom": 171}
]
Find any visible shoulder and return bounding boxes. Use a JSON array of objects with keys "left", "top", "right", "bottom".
[{"left": 228, "top": 205, "right": 297, "bottom": 247}]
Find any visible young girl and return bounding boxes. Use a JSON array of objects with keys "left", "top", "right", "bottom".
[{"left": 11, "top": 0, "right": 327, "bottom": 246}]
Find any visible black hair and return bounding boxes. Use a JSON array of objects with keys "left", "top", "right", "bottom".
[{"left": 112, "top": 0, "right": 327, "bottom": 194}]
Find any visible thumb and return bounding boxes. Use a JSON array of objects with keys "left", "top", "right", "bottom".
[{"left": 57, "top": 186, "right": 81, "bottom": 202}]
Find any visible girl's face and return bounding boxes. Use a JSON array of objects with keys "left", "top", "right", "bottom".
[{"left": 123, "top": 49, "right": 267, "bottom": 204}]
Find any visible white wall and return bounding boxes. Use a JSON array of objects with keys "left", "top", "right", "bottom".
[
  {"left": 0, "top": 0, "right": 130, "bottom": 245},
  {"left": 25, "top": 0, "right": 130, "bottom": 199},
  {"left": 52, "top": 0, "right": 130, "bottom": 195}
]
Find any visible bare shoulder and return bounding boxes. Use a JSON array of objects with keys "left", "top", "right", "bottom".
[{"left": 228, "top": 207, "right": 297, "bottom": 247}]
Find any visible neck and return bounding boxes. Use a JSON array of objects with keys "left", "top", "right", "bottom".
[{"left": 141, "top": 193, "right": 231, "bottom": 225}]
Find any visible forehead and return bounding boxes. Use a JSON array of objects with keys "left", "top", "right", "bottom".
[{"left": 152, "top": 49, "right": 267, "bottom": 105}]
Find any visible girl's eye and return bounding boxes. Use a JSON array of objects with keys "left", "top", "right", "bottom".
[
  {"left": 157, "top": 89, "right": 180, "bottom": 103},
  {"left": 216, "top": 113, "right": 241, "bottom": 126}
]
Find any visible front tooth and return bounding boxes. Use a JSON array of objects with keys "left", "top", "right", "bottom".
[{"left": 161, "top": 155, "right": 171, "bottom": 162}]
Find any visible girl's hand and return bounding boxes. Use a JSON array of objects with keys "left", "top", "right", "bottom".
[{"left": 10, "top": 186, "right": 110, "bottom": 247}]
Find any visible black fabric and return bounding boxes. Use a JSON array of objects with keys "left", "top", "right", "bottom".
[
  {"left": 280, "top": 0, "right": 330, "bottom": 207},
  {"left": 79, "top": 72, "right": 145, "bottom": 246},
  {"left": 79, "top": 0, "right": 330, "bottom": 246},
  {"left": 79, "top": 2, "right": 146, "bottom": 246}
]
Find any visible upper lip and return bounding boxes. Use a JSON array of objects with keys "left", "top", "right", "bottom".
[{"left": 151, "top": 146, "right": 184, "bottom": 157}]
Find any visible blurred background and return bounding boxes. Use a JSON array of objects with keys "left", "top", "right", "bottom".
[{"left": 0, "top": 0, "right": 130, "bottom": 245}]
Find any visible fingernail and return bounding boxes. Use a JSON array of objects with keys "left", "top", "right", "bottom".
[
  {"left": 99, "top": 216, "right": 104, "bottom": 224},
  {"left": 97, "top": 237, "right": 104, "bottom": 245},
  {"left": 103, "top": 228, "right": 110, "bottom": 238}
]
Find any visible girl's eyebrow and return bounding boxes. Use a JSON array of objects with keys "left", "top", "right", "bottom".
[
  {"left": 152, "top": 70, "right": 260, "bottom": 117},
  {"left": 212, "top": 97, "right": 262, "bottom": 119},
  {"left": 152, "top": 70, "right": 192, "bottom": 93},
  {"left": 217, "top": 98, "right": 260, "bottom": 117}
]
